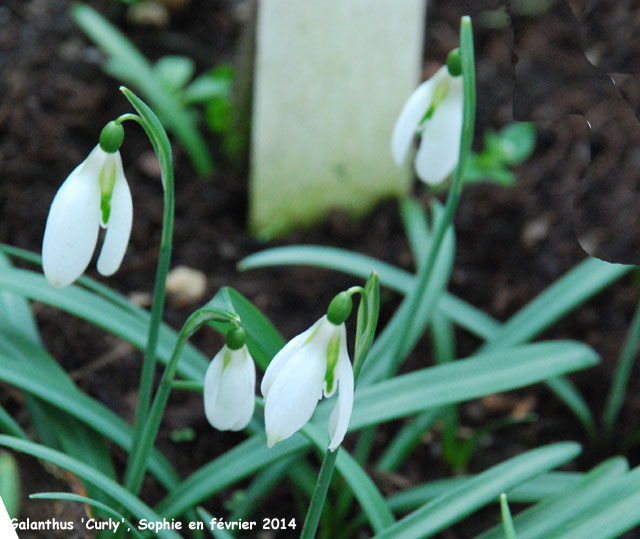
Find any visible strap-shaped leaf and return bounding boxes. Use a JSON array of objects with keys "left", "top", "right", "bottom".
[
  {"left": 0, "top": 436, "right": 183, "bottom": 539},
  {"left": 372, "top": 442, "right": 581, "bottom": 538}
]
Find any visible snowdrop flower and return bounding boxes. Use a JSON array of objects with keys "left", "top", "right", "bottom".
[
  {"left": 261, "top": 293, "right": 354, "bottom": 451},
  {"left": 204, "top": 328, "right": 256, "bottom": 431},
  {"left": 392, "top": 50, "right": 463, "bottom": 185},
  {"left": 42, "top": 121, "right": 133, "bottom": 287}
]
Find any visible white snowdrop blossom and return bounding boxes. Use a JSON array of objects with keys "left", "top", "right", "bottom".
[
  {"left": 261, "top": 315, "right": 354, "bottom": 451},
  {"left": 42, "top": 144, "right": 133, "bottom": 287},
  {"left": 204, "top": 344, "right": 256, "bottom": 431},
  {"left": 392, "top": 65, "right": 463, "bottom": 185}
]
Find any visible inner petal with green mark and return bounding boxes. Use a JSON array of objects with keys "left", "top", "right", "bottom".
[
  {"left": 324, "top": 332, "right": 341, "bottom": 394},
  {"left": 99, "top": 155, "right": 117, "bottom": 227}
]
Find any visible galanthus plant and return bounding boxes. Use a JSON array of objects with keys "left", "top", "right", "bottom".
[
  {"left": 392, "top": 48, "right": 464, "bottom": 185},
  {"left": 42, "top": 121, "right": 133, "bottom": 287}
]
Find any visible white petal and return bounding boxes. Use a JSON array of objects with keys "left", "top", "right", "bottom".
[
  {"left": 391, "top": 66, "right": 449, "bottom": 166},
  {"left": 261, "top": 316, "right": 324, "bottom": 398},
  {"left": 414, "top": 73, "right": 464, "bottom": 185},
  {"left": 204, "top": 346, "right": 256, "bottom": 431},
  {"left": 97, "top": 152, "right": 133, "bottom": 276},
  {"left": 327, "top": 341, "right": 354, "bottom": 451},
  {"left": 264, "top": 345, "right": 326, "bottom": 447},
  {"left": 42, "top": 146, "right": 103, "bottom": 287}
]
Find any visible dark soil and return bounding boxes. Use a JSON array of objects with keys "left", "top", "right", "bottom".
[{"left": 2, "top": 0, "right": 640, "bottom": 537}]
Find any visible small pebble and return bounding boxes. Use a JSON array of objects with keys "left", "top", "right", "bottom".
[{"left": 166, "top": 265, "right": 208, "bottom": 306}]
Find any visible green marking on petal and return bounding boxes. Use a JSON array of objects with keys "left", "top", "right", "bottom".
[
  {"left": 420, "top": 75, "right": 450, "bottom": 124},
  {"left": 222, "top": 349, "right": 232, "bottom": 370},
  {"left": 99, "top": 156, "right": 117, "bottom": 226},
  {"left": 303, "top": 323, "right": 322, "bottom": 346},
  {"left": 324, "top": 332, "right": 341, "bottom": 394}
]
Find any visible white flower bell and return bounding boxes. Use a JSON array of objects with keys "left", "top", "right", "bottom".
[
  {"left": 261, "top": 293, "right": 355, "bottom": 451},
  {"left": 204, "top": 329, "right": 256, "bottom": 431},
  {"left": 42, "top": 122, "right": 133, "bottom": 287},
  {"left": 392, "top": 51, "right": 464, "bottom": 185}
]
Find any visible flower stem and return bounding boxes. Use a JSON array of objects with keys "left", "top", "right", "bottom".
[
  {"left": 300, "top": 18, "right": 475, "bottom": 539},
  {"left": 300, "top": 448, "right": 340, "bottom": 539},
  {"left": 300, "top": 273, "right": 379, "bottom": 538},
  {"left": 124, "top": 307, "right": 236, "bottom": 494},
  {"left": 389, "top": 16, "right": 476, "bottom": 377},
  {"left": 117, "top": 88, "right": 177, "bottom": 492}
]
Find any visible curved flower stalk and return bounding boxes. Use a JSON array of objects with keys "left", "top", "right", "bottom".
[
  {"left": 42, "top": 122, "right": 132, "bottom": 287},
  {"left": 204, "top": 338, "right": 256, "bottom": 431},
  {"left": 262, "top": 304, "right": 354, "bottom": 451},
  {"left": 392, "top": 53, "right": 463, "bottom": 185}
]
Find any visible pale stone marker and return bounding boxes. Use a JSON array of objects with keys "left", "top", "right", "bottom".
[{"left": 250, "top": 0, "right": 427, "bottom": 238}]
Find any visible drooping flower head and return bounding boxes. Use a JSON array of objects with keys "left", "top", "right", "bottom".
[
  {"left": 204, "top": 327, "right": 256, "bottom": 431},
  {"left": 42, "top": 121, "right": 133, "bottom": 287},
  {"left": 261, "top": 292, "right": 354, "bottom": 451},
  {"left": 392, "top": 49, "right": 463, "bottom": 185}
]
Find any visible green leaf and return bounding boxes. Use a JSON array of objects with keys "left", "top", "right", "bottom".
[
  {"left": 206, "top": 287, "right": 284, "bottom": 370},
  {"left": 353, "top": 272, "right": 380, "bottom": 379},
  {"left": 156, "top": 435, "right": 308, "bottom": 518},
  {"left": 359, "top": 201, "right": 455, "bottom": 384},
  {"left": 0, "top": 406, "right": 27, "bottom": 440},
  {"left": 239, "top": 245, "right": 499, "bottom": 340},
  {"left": 154, "top": 55, "right": 195, "bottom": 92},
  {"left": 0, "top": 452, "right": 20, "bottom": 518},
  {"left": 482, "top": 258, "right": 633, "bottom": 352},
  {"left": 349, "top": 342, "right": 598, "bottom": 430},
  {"left": 386, "top": 472, "right": 583, "bottom": 514},
  {"left": 71, "top": 3, "right": 213, "bottom": 175},
  {"left": 30, "top": 492, "right": 144, "bottom": 539},
  {"left": 182, "top": 65, "right": 232, "bottom": 105},
  {"left": 0, "top": 254, "right": 117, "bottom": 509},
  {"left": 400, "top": 197, "right": 430, "bottom": 264},
  {"left": 478, "top": 457, "right": 628, "bottom": 539},
  {"left": 372, "top": 442, "right": 581, "bottom": 538},
  {"left": 494, "top": 122, "right": 536, "bottom": 165},
  {"left": 0, "top": 267, "right": 208, "bottom": 381},
  {"left": 546, "top": 463, "right": 640, "bottom": 539},
  {"left": 376, "top": 410, "right": 443, "bottom": 472},
  {"left": 0, "top": 347, "right": 178, "bottom": 490},
  {"left": 0, "top": 436, "right": 182, "bottom": 539}
]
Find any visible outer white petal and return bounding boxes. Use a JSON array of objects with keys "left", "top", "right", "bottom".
[
  {"left": 42, "top": 145, "right": 103, "bottom": 287},
  {"left": 97, "top": 152, "right": 133, "bottom": 276},
  {"left": 204, "top": 345, "right": 256, "bottom": 431},
  {"left": 264, "top": 340, "right": 327, "bottom": 447},
  {"left": 327, "top": 338, "right": 354, "bottom": 451},
  {"left": 391, "top": 66, "right": 449, "bottom": 166},
  {"left": 414, "top": 73, "right": 464, "bottom": 185},
  {"left": 261, "top": 316, "right": 324, "bottom": 398}
]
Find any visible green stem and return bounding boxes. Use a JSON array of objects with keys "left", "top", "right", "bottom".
[
  {"left": 124, "top": 308, "right": 236, "bottom": 494},
  {"left": 389, "top": 16, "right": 476, "bottom": 377},
  {"left": 300, "top": 273, "right": 380, "bottom": 538},
  {"left": 603, "top": 291, "right": 640, "bottom": 437},
  {"left": 118, "top": 88, "right": 176, "bottom": 492},
  {"left": 300, "top": 449, "right": 340, "bottom": 539},
  {"left": 171, "top": 380, "right": 205, "bottom": 392}
]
